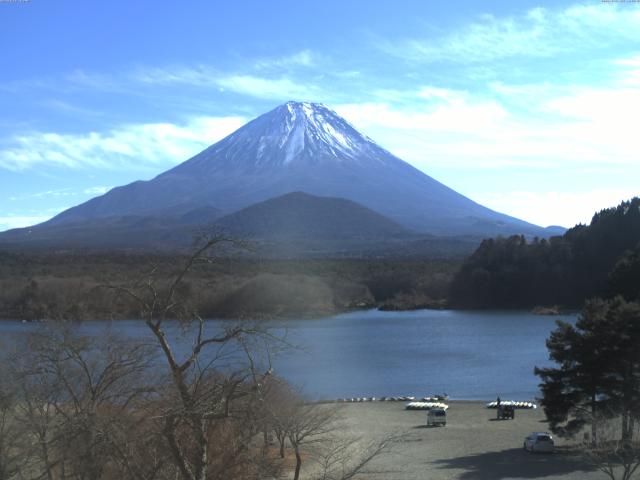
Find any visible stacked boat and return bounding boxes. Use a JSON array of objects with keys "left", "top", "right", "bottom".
[
  {"left": 377, "top": 396, "right": 416, "bottom": 402},
  {"left": 486, "top": 400, "right": 537, "bottom": 409},
  {"left": 333, "top": 394, "right": 450, "bottom": 405},
  {"left": 421, "top": 395, "right": 449, "bottom": 402},
  {"left": 405, "top": 401, "right": 449, "bottom": 411}
]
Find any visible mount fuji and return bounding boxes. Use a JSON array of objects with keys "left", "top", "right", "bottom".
[{"left": 1, "top": 101, "right": 559, "bottom": 251}]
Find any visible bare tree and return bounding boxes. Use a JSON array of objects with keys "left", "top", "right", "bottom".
[
  {"left": 12, "top": 326, "right": 157, "bottom": 480},
  {"left": 287, "top": 403, "right": 340, "bottom": 480},
  {"left": 262, "top": 377, "right": 295, "bottom": 459},
  {"left": 313, "top": 434, "right": 400, "bottom": 480},
  {"left": 0, "top": 372, "right": 27, "bottom": 480},
  {"left": 104, "top": 234, "right": 279, "bottom": 480},
  {"left": 0, "top": 234, "right": 396, "bottom": 480},
  {"left": 583, "top": 412, "right": 640, "bottom": 480},
  {"left": 271, "top": 388, "right": 400, "bottom": 480}
]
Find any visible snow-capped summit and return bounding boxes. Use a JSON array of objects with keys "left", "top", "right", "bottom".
[
  {"left": 272, "top": 101, "right": 373, "bottom": 162},
  {"left": 179, "top": 101, "right": 388, "bottom": 172},
  {"left": 40, "top": 101, "right": 549, "bottom": 238}
]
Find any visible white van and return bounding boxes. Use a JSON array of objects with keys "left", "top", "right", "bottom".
[{"left": 427, "top": 408, "right": 447, "bottom": 427}]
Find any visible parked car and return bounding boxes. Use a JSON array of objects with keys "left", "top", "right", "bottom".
[
  {"left": 523, "top": 432, "right": 555, "bottom": 453},
  {"left": 427, "top": 408, "right": 447, "bottom": 427},
  {"left": 497, "top": 404, "right": 515, "bottom": 420}
]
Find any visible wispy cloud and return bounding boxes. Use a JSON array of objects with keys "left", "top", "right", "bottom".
[
  {"left": 3, "top": 51, "right": 327, "bottom": 104},
  {"left": 614, "top": 54, "right": 640, "bottom": 86},
  {"left": 0, "top": 116, "right": 245, "bottom": 171},
  {"left": 216, "top": 75, "right": 320, "bottom": 100},
  {"left": 8, "top": 186, "right": 112, "bottom": 202},
  {"left": 475, "top": 189, "right": 640, "bottom": 228},
  {"left": 335, "top": 68, "right": 640, "bottom": 172},
  {"left": 253, "top": 50, "right": 317, "bottom": 69},
  {"left": 65, "top": 69, "right": 122, "bottom": 92},
  {"left": 132, "top": 65, "right": 324, "bottom": 100},
  {"left": 43, "top": 99, "right": 104, "bottom": 117},
  {"left": 380, "top": 4, "right": 640, "bottom": 64},
  {"left": 83, "top": 186, "right": 112, "bottom": 195},
  {"left": 9, "top": 188, "right": 76, "bottom": 201},
  {"left": 0, "top": 215, "right": 51, "bottom": 231}
]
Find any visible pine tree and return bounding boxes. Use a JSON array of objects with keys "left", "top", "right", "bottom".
[{"left": 535, "top": 297, "right": 640, "bottom": 444}]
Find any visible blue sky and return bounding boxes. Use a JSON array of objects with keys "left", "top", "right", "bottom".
[{"left": 1, "top": 0, "right": 639, "bottom": 231}]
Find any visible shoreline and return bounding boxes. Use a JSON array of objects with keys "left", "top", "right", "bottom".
[
  {"left": 0, "top": 304, "right": 580, "bottom": 322},
  {"left": 313, "top": 397, "right": 539, "bottom": 405}
]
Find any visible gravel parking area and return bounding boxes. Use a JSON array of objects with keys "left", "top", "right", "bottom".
[{"left": 336, "top": 401, "right": 604, "bottom": 480}]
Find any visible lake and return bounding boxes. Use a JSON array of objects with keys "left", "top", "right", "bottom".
[{"left": 0, "top": 309, "right": 576, "bottom": 402}]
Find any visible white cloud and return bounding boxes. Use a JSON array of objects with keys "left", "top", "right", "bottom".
[
  {"left": 133, "top": 66, "right": 211, "bottom": 87},
  {"left": 0, "top": 115, "right": 246, "bottom": 171},
  {"left": 614, "top": 54, "right": 640, "bottom": 86},
  {"left": 83, "top": 186, "right": 112, "bottom": 195},
  {"left": 253, "top": 50, "right": 316, "bottom": 69},
  {"left": 335, "top": 96, "right": 539, "bottom": 169},
  {"left": 334, "top": 75, "right": 640, "bottom": 171},
  {"left": 58, "top": 64, "right": 325, "bottom": 103},
  {"left": 381, "top": 4, "right": 640, "bottom": 64},
  {"left": 9, "top": 188, "right": 76, "bottom": 201},
  {"left": 6, "top": 187, "right": 111, "bottom": 208},
  {"left": 0, "top": 215, "right": 51, "bottom": 231},
  {"left": 132, "top": 65, "right": 322, "bottom": 100},
  {"left": 215, "top": 75, "right": 319, "bottom": 100},
  {"left": 475, "top": 189, "right": 640, "bottom": 228}
]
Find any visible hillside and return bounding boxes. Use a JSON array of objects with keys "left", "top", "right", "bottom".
[
  {"left": 0, "top": 191, "right": 481, "bottom": 257},
  {"left": 215, "top": 192, "right": 410, "bottom": 238}
]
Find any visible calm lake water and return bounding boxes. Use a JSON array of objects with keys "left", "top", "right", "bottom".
[{"left": 0, "top": 309, "right": 576, "bottom": 401}]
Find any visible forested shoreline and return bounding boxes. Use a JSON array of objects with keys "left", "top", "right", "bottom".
[
  {"left": 0, "top": 252, "right": 458, "bottom": 321},
  {"left": 449, "top": 198, "right": 640, "bottom": 309}
]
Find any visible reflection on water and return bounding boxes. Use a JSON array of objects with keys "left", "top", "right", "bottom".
[{"left": 0, "top": 309, "right": 576, "bottom": 401}]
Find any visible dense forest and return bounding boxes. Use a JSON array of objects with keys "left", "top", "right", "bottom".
[
  {"left": 449, "top": 197, "right": 640, "bottom": 309},
  {"left": 0, "top": 252, "right": 459, "bottom": 320}
]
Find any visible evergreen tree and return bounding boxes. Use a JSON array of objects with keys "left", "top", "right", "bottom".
[
  {"left": 450, "top": 197, "right": 640, "bottom": 308},
  {"left": 609, "top": 245, "right": 640, "bottom": 302},
  {"left": 535, "top": 298, "right": 640, "bottom": 444}
]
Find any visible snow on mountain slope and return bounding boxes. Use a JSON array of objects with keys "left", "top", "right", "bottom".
[{"left": 177, "top": 101, "right": 389, "bottom": 172}]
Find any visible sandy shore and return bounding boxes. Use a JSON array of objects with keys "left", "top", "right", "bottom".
[{"left": 336, "top": 401, "right": 603, "bottom": 480}]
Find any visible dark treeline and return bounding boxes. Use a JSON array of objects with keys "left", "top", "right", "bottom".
[
  {"left": 0, "top": 252, "right": 459, "bottom": 320},
  {"left": 450, "top": 197, "right": 640, "bottom": 309}
]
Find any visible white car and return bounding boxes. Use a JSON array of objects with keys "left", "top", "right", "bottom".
[{"left": 523, "top": 432, "right": 555, "bottom": 453}]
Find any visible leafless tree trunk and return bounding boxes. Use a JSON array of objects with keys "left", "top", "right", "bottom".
[
  {"left": 11, "top": 326, "right": 157, "bottom": 480},
  {"left": 263, "top": 379, "right": 402, "bottom": 480},
  {"left": 286, "top": 402, "right": 343, "bottom": 480},
  {"left": 104, "top": 234, "right": 279, "bottom": 480},
  {"left": 583, "top": 412, "right": 640, "bottom": 480},
  {"left": 0, "top": 376, "right": 27, "bottom": 480},
  {"left": 313, "top": 434, "right": 401, "bottom": 480}
]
